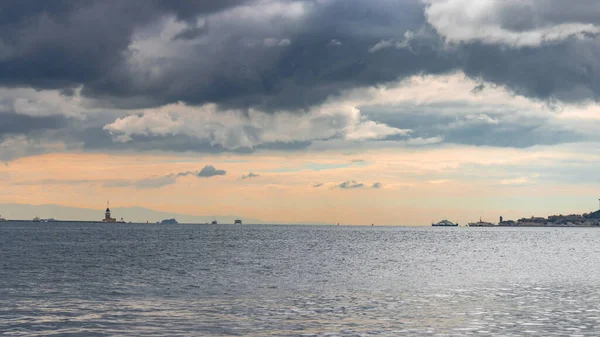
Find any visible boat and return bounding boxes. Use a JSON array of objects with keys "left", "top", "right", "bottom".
[
  {"left": 467, "top": 217, "right": 496, "bottom": 227},
  {"left": 211, "top": 220, "right": 218, "bottom": 225},
  {"left": 0, "top": 214, "right": 6, "bottom": 222},
  {"left": 234, "top": 219, "right": 242, "bottom": 225},
  {"left": 432, "top": 219, "right": 458, "bottom": 227},
  {"left": 32, "top": 216, "right": 40, "bottom": 222}
]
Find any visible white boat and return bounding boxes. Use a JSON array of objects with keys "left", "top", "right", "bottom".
[
  {"left": 0, "top": 214, "right": 6, "bottom": 222},
  {"left": 432, "top": 219, "right": 458, "bottom": 227},
  {"left": 467, "top": 217, "right": 496, "bottom": 227},
  {"left": 32, "top": 216, "right": 41, "bottom": 222}
]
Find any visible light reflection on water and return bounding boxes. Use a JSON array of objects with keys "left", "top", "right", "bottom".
[{"left": 2, "top": 223, "right": 600, "bottom": 336}]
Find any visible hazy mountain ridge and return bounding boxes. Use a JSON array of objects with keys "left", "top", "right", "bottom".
[{"left": 0, "top": 203, "right": 263, "bottom": 224}]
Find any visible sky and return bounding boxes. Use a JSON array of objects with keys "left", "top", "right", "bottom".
[{"left": 2, "top": 0, "right": 600, "bottom": 225}]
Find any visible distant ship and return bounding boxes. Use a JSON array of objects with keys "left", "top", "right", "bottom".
[
  {"left": 467, "top": 217, "right": 496, "bottom": 227},
  {"left": 234, "top": 219, "right": 242, "bottom": 225},
  {"left": 0, "top": 214, "right": 6, "bottom": 222},
  {"left": 432, "top": 220, "right": 458, "bottom": 227},
  {"left": 32, "top": 216, "right": 40, "bottom": 222},
  {"left": 211, "top": 220, "right": 218, "bottom": 225}
]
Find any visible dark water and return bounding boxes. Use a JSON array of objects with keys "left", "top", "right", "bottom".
[{"left": 2, "top": 223, "right": 600, "bottom": 336}]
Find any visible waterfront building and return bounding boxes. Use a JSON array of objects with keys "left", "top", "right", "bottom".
[{"left": 102, "top": 202, "right": 116, "bottom": 223}]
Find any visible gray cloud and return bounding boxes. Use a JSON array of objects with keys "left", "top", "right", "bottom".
[
  {"left": 172, "top": 19, "right": 209, "bottom": 41},
  {"left": 241, "top": 172, "right": 260, "bottom": 179},
  {"left": 0, "top": 0, "right": 254, "bottom": 90},
  {"left": 471, "top": 83, "right": 485, "bottom": 94},
  {"left": 3, "top": 0, "right": 600, "bottom": 111},
  {"left": 0, "top": 0, "right": 453, "bottom": 112},
  {"left": 196, "top": 165, "right": 227, "bottom": 177},
  {"left": 102, "top": 165, "right": 226, "bottom": 189},
  {"left": 372, "top": 182, "right": 382, "bottom": 189},
  {"left": 361, "top": 102, "right": 584, "bottom": 148},
  {"left": 338, "top": 180, "right": 364, "bottom": 189},
  {"left": 425, "top": 0, "right": 600, "bottom": 47},
  {"left": 312, "top": 182, "right": 324, "bottom": 187},
  {"left": 3, "top": 0, "right": 600, "bottom": 159},
  {"left": 0, "top": 113, "right": 68, "bottom": 135}
]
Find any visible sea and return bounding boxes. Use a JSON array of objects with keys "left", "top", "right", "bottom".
[{"left": 2, "top": 222, "right": 600, "bottom": 336}]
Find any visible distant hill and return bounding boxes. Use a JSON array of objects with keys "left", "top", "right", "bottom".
[{"left": 0, "top": 203, "right": 263, "bottom": 224}]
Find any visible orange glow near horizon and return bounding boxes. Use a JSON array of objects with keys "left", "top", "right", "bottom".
[{"left": 3, "top": 144, "right": 600, "bottom": 225}]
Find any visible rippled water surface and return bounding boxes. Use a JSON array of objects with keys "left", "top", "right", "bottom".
[{"left": 3, "top": 223, "right": 600, "bottom": 336}]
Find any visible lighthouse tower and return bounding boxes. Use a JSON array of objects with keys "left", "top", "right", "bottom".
[{"left": 102, "top": 201, "right": 116, "bottom": 222}]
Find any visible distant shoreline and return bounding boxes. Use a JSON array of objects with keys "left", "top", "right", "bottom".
[
  {"left": 4, "top": 219, "right": 600, "bottom": 227},
  {"left": 0, "top": 220, "right": 248, "bottom": 225}
]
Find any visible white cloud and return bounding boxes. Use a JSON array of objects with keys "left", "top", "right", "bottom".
[
  {"left": 104, "top": 102, "right": 410, "bottom": 149},
  {"left": 424, "top": 0, "right": 600, "bottom": 47}
]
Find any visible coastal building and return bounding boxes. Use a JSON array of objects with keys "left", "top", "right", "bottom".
[
  {"left": 499, "top": 220, "right": 517, "bottom": 226},
  {"left": 517, "top": 216, "right": 547, "bottom": 226},
  {"left": 102, "top": 202, "right": 116, "bottom": 223}
]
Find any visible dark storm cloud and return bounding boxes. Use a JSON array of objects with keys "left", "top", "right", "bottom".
[
  {"left": 0, "top": 0, "right": 254, "bottom": 90},
  {"left": 0, "top": 0, "right": 458, "bottom": 112},
  {"left": 0, "top": 113, "right": 68, "bottom": 135},
  {"left": 456, "top": 40, "right": 600, "bottom": 104},
  {"left": 4, "top": 0, "right": 600, "bottom": 158},
  {"left": 4, "top": 0, "right": 600, "bottom": 112}
]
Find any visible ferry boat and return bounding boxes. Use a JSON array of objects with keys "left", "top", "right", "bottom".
[
  {"left": 432, "top": 220, "right": 458, "bottom": 227},
  {"left": 467, "top": 217, "right": 496, "bottom": 227}
]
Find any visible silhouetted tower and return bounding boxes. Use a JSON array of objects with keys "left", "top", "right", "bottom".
[
  {"left": 105, "top": 201, "right": 111, "bottom": 220},
  {"left": 500, "top": 216, "right": 503, "bottom": 223}
]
